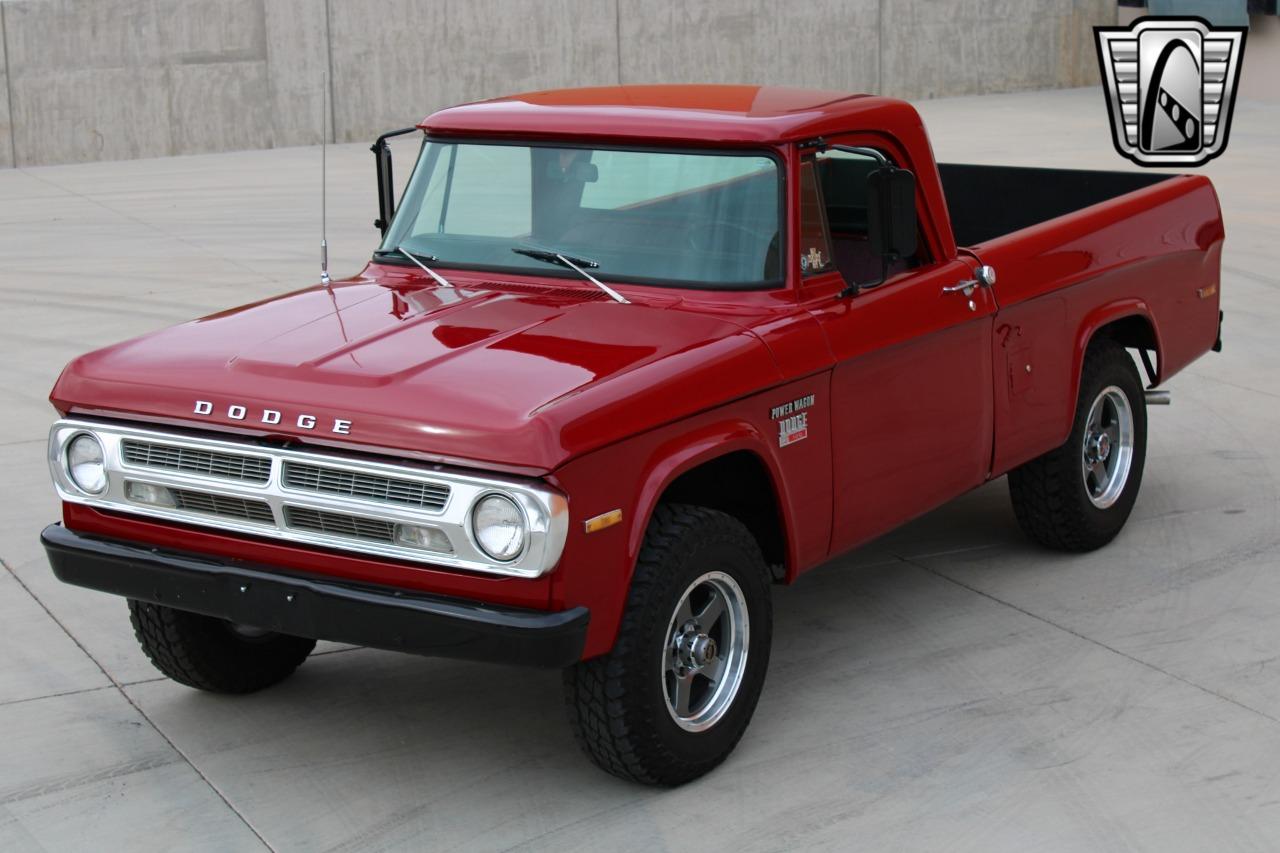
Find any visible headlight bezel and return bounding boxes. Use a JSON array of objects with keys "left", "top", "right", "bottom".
[
  {"left": 469, "top": 491, "right": 529, "bottom": 563},
  {"left": 64, "top": 431, "right": 108, "bottom": 495}
]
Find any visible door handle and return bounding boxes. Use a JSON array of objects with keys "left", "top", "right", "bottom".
[{"left": 942, "top": 264, "right": 997, "bottom": 296}]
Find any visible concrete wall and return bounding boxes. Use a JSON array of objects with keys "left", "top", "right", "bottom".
[
  {"left": 1238, "top": 14, "right": 1280, "bottom": 103},
  {"left": 0, "top": 0, "right": 326, "bottom": 166},
  {"left": 0, "top": 0, "right": 1116, "bottom": 168}
]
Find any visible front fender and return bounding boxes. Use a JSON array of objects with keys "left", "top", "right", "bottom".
[
  {"left": 624, "top": 420, "right": 788, "bottom": 566},
  {"left": 547, "top": 375, "right": 831, "bottom": 659}
]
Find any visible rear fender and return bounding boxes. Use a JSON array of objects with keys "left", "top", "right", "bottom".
[{"left": 1069, "top": 299, "right": 1164, "bottom": 410}]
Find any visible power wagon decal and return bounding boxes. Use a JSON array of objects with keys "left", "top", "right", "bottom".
[{"left": 770, "top": 394, "right": 815, "bottom": 447}]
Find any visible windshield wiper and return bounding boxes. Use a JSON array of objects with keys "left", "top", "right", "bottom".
[
  {"left": 511, "top": 247, "right": 629, "bottom": 304},
  {"left": 389, "top": 246, "right": 454, "bottom": 288}
]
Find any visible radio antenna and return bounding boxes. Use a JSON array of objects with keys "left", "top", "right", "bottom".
[{"left": 320, "top": 71, "right": 331, "bottom": 287}]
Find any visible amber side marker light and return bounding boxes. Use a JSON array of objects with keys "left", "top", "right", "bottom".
[{"left": 584, "top": 509, "right": 623, "bottom": 534}]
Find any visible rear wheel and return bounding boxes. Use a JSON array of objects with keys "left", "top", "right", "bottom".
[
  {"left": 128, "top": 600, "right": 316, "bottom": 693},
  {"left": 1008, "top": 340, "right": 1147, "bottom": 551},
  {"left": 563, "top": 504, "right": 772, "bottom": 786}
]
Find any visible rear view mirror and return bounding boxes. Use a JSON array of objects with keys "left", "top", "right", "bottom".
[
  {"left": 544, "top": 159, "right": 599, "bottom": 183},
  {"left": 570, "top": 161, "right": 599, "bottom": 183},
  {"left": 867, "top": 168, "right": 917, "bottom": 260}
]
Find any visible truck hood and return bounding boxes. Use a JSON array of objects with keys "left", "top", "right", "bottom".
[{"left": 51, "top": 274, "right": 782, "bottom": 473}]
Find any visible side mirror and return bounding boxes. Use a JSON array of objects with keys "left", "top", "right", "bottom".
[
  {"left": 866, "top": 167, "right": 917, "bottom": 260},
  {"left": 370, "top": 127, "right": 420, "bottom": 235}
]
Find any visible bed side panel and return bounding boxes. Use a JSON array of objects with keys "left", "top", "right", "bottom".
[{"left": 978, "top": 175, "right": 1223, "bottom": 476}]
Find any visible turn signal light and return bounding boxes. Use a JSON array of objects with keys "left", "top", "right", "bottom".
[
  {"left": 584, "top": 509, "right": 623, "bottom": 534},
  {"left": 393, "top": 523, "right": 453, "bottom": 553},
  {"left": 125, "top": 481, "right": 177, "bottom": 508}
]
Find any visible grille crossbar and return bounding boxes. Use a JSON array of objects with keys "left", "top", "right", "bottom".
[
  {"left": 284, "top": 506, "right": 396, "bottom": 543},
  {"left": 122, "top": 439, "right": 271, "bottom": 483},
  {"left": 168, "top": 488, "right": 275, "bottom": 524},
  {"left": 282, "top": 461, "right": 449, "bottom": 511}
]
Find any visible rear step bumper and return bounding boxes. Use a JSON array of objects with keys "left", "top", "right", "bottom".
[{"left": 41, "top": 524, "right": 589, "bottom": 668}]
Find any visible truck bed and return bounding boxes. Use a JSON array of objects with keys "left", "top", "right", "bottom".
[
  {"left": 945, "top": 161, "right": 1223, "bottom": 478},
  {"left": 938, "top": 164, "right": 1173, "bottom": 247}
]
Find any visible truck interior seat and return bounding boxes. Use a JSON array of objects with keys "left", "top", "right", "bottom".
[{"left": 830, "top": 232, "right": 910, "bottom": 286}]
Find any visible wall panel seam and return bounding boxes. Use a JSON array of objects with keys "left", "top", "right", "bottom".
[
  {"left": 324, "top": 0, "right": 336, "bottom": 143},
  {"left": 877, "top": 0, "right": 884, "bottom": 95},
  {"left": 1, "top": 2, "right": 15, "bottom": 167},
  {"left": 614, "top": 0, "right": 623, "bottom": 86}
]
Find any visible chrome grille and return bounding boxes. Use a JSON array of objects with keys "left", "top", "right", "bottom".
[
  {"left": 122, "top": 439, "right": 271, "bottom": 484},
  {"left": 168, "top": 488, "right": 275, "bottom": 524},
  {"left": 282, "top": 461, "right": 449, "bottom": 511},
  {"left": 51, "top": 418, "right": 567, "bottom": 578},
  {"left": 284, "top": 506, "right": 396, "bottom": 543}
]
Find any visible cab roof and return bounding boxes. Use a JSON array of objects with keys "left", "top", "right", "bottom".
[{"left": 420, "top": 84, "right": 919, "bottom": 146}]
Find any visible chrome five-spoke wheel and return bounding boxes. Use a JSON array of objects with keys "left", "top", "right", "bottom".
[
  {"left": 1009, "top": 340, "right": 1147, "bottom": 552},
  {"left": 663, "top": 571, "right": 749, "bottom": 732},
  {"left": 564, "top": 504, "right": 772, "bottom": 785},
  {"left": 1081, "top": 385, "right": 1134, "bottom": 509}
]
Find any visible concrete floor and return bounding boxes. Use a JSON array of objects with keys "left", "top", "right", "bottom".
[{"left": 0, "top": 87, "right": 1277, "bottom": 851}]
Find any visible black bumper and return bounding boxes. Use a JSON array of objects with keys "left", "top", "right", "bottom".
[{"left": 41, "top": 524, "right": 588, "bottom": 668}]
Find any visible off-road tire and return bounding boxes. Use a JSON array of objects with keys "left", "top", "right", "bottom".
[
  {"left": 563, "top": 503, "right": 773, "bottom": 786},
  {"left": 128, "top": 600, "right": 316, "bottom": 693},
  {"left": 1008, "top": 339, "right": 1147, "bottom": 551}
]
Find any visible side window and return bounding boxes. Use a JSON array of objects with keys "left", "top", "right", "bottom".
[
  {"left": 813, "top": 148, "right": 929, "bottom": 287},
  {"left": 798, "top": 155, "right": 834, "bottom": 276}
]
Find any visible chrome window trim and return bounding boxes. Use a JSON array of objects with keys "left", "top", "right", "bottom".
[{"left": 48, "top": 419, "right": 569, "bottom": 579}]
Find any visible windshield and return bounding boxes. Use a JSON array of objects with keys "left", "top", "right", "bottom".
[{"left": 378, "top": 141, "right": 783, "bottom": 289}]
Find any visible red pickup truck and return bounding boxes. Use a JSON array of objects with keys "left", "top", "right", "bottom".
[{"left": 42, "top": 85, "right": 1224, "bottom": 785}]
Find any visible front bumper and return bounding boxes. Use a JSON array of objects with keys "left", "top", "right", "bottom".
[{"left": 41, "top": 524, "right": 589, "bottom": 668}]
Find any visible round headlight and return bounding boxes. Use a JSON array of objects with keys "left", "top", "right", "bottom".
[
  {"left": 472, "top": 493, "right": 526, "bottom": 562},
  {"left": 66, "top": 433, "right": 107, "bottom": 494}
]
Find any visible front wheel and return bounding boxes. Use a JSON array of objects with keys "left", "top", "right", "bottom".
[
  {"left": 563, "top": 504, "right": 772, "bottom": 786},
  {"left": 128, "top": 600, "right": 316, "bottom": 693},
  {"left": 1009, "top": 340, "right": 1148, "bottom": 551}
]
